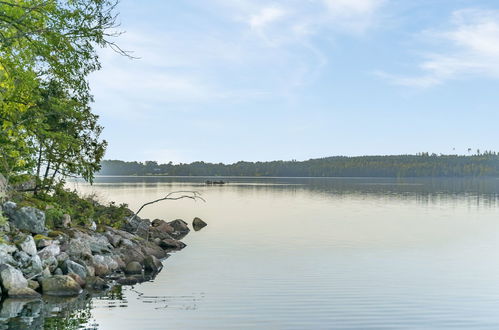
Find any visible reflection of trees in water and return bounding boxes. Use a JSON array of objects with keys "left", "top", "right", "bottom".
[
  {"left": 0, "top": 289, "right": 126, "bottom": 329},
  {"left": 84, "top": 177, "right": 499, "bottom": 208}
]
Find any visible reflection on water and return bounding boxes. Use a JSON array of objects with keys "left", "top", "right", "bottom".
[{"left": 28, "top": 177, "right": 499, "bottom": 329}]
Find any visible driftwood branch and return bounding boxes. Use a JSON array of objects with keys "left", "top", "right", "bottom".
[{"left": 130, "top": 191, "right": 205, "bottom": 221}]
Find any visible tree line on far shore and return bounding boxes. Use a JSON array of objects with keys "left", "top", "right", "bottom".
[{"left": 100, "top": 153, "right": 499, "bottom": 177}]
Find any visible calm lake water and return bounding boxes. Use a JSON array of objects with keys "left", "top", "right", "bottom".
[{"left": 5, "top": 177, "right": 499, "bottom": 329}]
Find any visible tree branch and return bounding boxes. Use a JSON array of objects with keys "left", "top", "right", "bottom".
[{"left": 130, "top": 191, "right": 205, "bottom": 221}]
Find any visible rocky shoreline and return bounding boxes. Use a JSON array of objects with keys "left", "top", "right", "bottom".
[{"left": 0, "top": 200, "right": 207, "bottom": 299}]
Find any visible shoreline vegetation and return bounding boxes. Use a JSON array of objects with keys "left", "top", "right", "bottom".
[{"left": 100, "top": 153, "right": 499, "bottom": 178}]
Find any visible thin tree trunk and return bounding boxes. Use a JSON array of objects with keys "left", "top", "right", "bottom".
[{"left": 33, "top": 143, "right": 43, "bottom": 195}]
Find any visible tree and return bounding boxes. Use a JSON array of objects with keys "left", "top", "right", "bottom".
[
  {"left": 31, "top": 80, "right": 107, "bottom": 194},
  {"left": 0, "top": 0, "right": 125, "bottom": 188}
]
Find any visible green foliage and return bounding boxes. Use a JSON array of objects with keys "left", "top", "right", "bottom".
[
  {"left": 100, "top": 153, "right": 499, "bottom": 178},
  {"left": 0, "top": 0, "right": 120, "bottom": 188},
  {"left": 36, "top": 186, "right": 131, "bottom": 229},
  {"left": 45, "top": 207, "right": 67, "bottom": 229}
]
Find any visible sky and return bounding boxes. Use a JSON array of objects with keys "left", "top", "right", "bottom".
[{"left": 89, "top": 0, "right": 499, "bottom": 164}]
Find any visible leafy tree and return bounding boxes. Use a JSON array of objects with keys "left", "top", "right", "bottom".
[{"left": 0, "top": 0, "right": 124, "bottom": 188}]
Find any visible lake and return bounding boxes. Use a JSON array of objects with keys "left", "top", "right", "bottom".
[{"left": 4, "top": 177, "right": 499, "bottom": 329}]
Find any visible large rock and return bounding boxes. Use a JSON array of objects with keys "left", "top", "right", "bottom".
[
  {"left": 38, "top": 244, "right": 60, "bottom": 259},
  {"left": 0, "top": 174, "right": 6, "bottom": 199},
  {"left": 3, "top": 202, "right": 46, "bottom": 234},
  {"left": 92, "top": 255, "right": 118, "bottom": 276},
  {"left": 40, "top": 275, "right": 82, "bottom": 296},
  {"left": 7, "top": 287, "right": 40, "bottom": 298},
  {"left": 144, "top": 255, "right": 162, "bottom": 273},
  {"left": 122, "top": 216, "right": 150, "bottom": 238},
  {"left": 167, "top": 219, "right": 190, "bottom": 239},
  {"left": 85, "top": 276, "right": 109, "bottom": 290},
  {"left": 62, "top": 260, "right": 88, "bottom": 279},
  {"left": 140, "top": 240, "right": 167, "bottom": 259},
  {"left": 62, "top": 214, "right": 72, "bottom": 228},
  {"left": 0, "top": 243, "right": 17, "bottom": 265},
  {"left": 66, "top": 238, "right": 91, "bottom": 259},
  {"left": 15, "top": 253, "right": 43, "bottom": 279},
  {"left": 159, "top": 239, "right": 186, "bottom": 250},
  {"left": 192, "top": 217, "right": 208, "bottom": 231},
  {"left": 87, "top": 235, "right": 112, "bottom": 254},
  {"left": 0, "top": 264, "right": 28, "bottom": 291},
  {"left": 124, "top": 261, "right": 142, "bottom": 275},
  {"left": 16, "top": 235, "right": 37, "bottom": 256}
]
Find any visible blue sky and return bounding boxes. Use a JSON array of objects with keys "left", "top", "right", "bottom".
[{"left": 89, "top": 0, "right": 499, "bottom": 164}]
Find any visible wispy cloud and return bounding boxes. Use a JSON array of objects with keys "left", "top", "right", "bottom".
[
  {"left": 378, "top": 9, "right": 499, "bottom": 87},
  {"left": 91, "top": 0, "right": 387, "bottom": 119}
]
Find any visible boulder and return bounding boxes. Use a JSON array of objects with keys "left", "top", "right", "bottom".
[
  {"left": 62, "top": 260, "right": 87, "bottom": 279},
  {"left": 192, "top": 217, "right": 207, "bottom": 231},
  {"left": 27, "top": 279, "right": 39, "bottom": 291},
  {"left": 88, "top": 235, "right": 112, "bottom": 254},
  {"left": 0, "top": 264, "right": 28, "bottom": 291},
  {"left": 144, "top": 255, "right": 162, "bottom": 273},
  {"left": 40, "top": 275, "right": 82, "bottom": 296},
  {"left": 16, "top": 254, "right": 43, "bottom": 279},
  {"left": 167, "top": 219, "right": 190, "bottom": 239},
  {"left": 66, "top": 238, "right": 91, "bottom": 259},
  {"left": 7, "top": 287, "right": 40, "bottom": 298},
  {"left": 85, "top": 276, "right": 109, "bottom": 290},
  {"left": 34, "top": 235, "right": 53, "bottom": 249},
  {"left": 140, "top": 240, "right": 167, "bottom": 259},
  {"left": 0, "top": 174, "right": 6, "bottom": 199},
  {"left": 16, "top": 235, "right": 37, "bottom": 256},
  {"left": 62, "top": 214, "right": 72, "bottom": 228},
  {"left": 38, "top": 244, "right": 60, "bottom": 259},
  {"left": 68, "top": 273, "right": 86, "bottom": 288},
  {"left": 3, "top": 203, "right": 46, "bottom": 234},
  {"left": 0, "top": 243, "right": 17, "bottom": 265},
  {"left": 124, "top": 261, "right": 142, "bottom": 275},
  {"left": 119, "top": 246, "right": 146, "bottom": 265},
  {"left": 159, "top": 239, "right": 186, "bottom": 250},
  {"left": 92, "top": 255, "right": 118, "bottom": 274}
]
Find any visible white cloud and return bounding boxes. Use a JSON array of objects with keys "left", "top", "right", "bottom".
[
  {"left": 249, "top": 6, "right": 286, "bottom": 30},
  {"left": 91, "top": 0, "right": 387, "bottom": 119},
  {"left": 379, "top": 9, "right": 499, "bottom": 87}
]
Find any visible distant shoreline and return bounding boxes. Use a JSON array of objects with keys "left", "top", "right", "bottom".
[{"left": 98, "top": 154, "right": 499, "bottom": 178}]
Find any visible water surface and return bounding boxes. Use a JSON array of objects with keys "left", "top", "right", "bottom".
[{"left": 11, "top": 177, "right": 499, "bottom": 329}]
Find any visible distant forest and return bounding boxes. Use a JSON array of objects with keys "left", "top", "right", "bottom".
[{"left": 99, "top": 153, "right": 499, "bottom": 177}]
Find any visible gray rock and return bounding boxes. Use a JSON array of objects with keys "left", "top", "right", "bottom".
[
  {"left": 62, "top": 260, "right": 87, "bottom": 279},
  {"left": 124, "top": 261, "right": 142, "bottom": 274},
  {"left": 28, "top": 279, "right": 39, "bottom": 291},
  {"left": 144, "top": 255, "right": 162, "bottom": 273},
  {"left": 92, "top": 255, "right": 118, "bottom": 277},
  {"left": 66, "top": 238, "right": 91, "bottom": 259},
  {"left": 3, "top": 203, "right": 46, "bottom": 234},
  {"left": 167, "top": 219, "right": 190, "bottom": 239},
  {"left": 62, "top": 214, "right": 71, "bottom": 228},
  {"left": 19, "top": 255, "right": 43, "bottom": 279},
  {"left": 55, "top": 252, "right": 69, "bottom": 263},
  {"left": 159, "top": 239, "right": 187, "bottom": 250},
  {"left": 88, "top": 235, "right": 112, "bottom": 254},
  {"left": 0, "top": 243, "right": 17, "bottom": 265},
  {"left": 85, "top": 276, "right": 109, "bottom": 290},
  {"left": 192, "top": 217, "right": 207, "bottom": 231},
  {"left": 40, "top": 275, "right": 82, "bottom": 296},
  {"left": 7, "top": 287, "right": 40, "bottom": 298},
  {"left": 54, "top": 268, "right": 63, "bottom": 276},
  {"left": 0, "top": 264, "right": 28, "bottom": 291},
  {"left": 17, "top": 235, "right": 37, "bottom": 256},
  {"left": 90, "top": 221, "right": 97, "bottom": 231},
  {"left": 37, "top": 244, "right": 60, "bottom": 259},
  {"left": 0, "top": 174, "right": 7, "bottom": 199}
]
